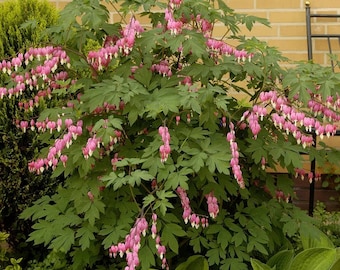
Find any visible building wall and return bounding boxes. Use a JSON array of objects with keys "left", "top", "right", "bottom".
[
  {"left": 0, "top": 0, "right": 339, "bottom": 64},
  {"left": 39, "top": 0, "right": 340, "bottom": 66},
  {"left": 224, "top": 0, "right": 340, "bottom": 65}
]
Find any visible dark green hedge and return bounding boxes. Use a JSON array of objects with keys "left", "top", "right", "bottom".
[{"left": 0, "top": 0, "right": 60, "bottom": 265}]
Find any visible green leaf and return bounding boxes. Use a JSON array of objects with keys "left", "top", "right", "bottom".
[
  {"left": 0, "top": 232, "right": 9, "bottom": 241},
  {"left": 182, "top": 31, "right": 207, "bottom": 59},
  {"left": 221, "top": 258, "right": 249, "bottom": 270},
  {"left": 199, "top": 102, "right": 219, "bottom": 131},
  {"left": 175, "top": 255, "right": 209, "bottom": 270},
  {"left": 267, "top": 250, "right": 294, "bottom": 270},
  {"left": 250, "top": 258, "right": 272, "bottom": 270},
  {"left": 289, "top": 248, "right": 337, "bottom": 270},
  {"left": 299, "top": 222, "right": 334, "bottom": 250},
  {"left": 206, "top": 224, "right": 222, "bottom": 235},
  {"left": 164, "top": 168, "right": 191, "bottom": 190},
  {"left": 189, "top": 236, "right": 202, "bottom": 253},
  {"left": 107, "top": 116, "right": 123, "bottom": 130},
  {"left": 165, "top": 223, "right": 187, "bottom": 237},
  {"left": 27, "top": 219, "right": 61, "bottom": 246},
  {"left": 248, "top": 207, "right": 271, "bottom": 231},
  {"left": 254, "top": 242, "right": 269, "bottom": 255},
  {"left": 282, "top": 220, "right": 299, "bottom": 237},
  {"left": 217, "top": 228, "right": 232, "bottom": 250},
  {"left": 153, "top": 198, "right": 174, "bottom": 216},
  {"left": 242, "top": 15, "right": 270, "bottom": 31},
  {"left": 75, "top": 197, "right": 92, "bottom": 214},
  {"left": 178, "top": 87, "right": 202, "bottom": 114},
  {"left": 49, "top": 227, "right": 75, "bottom": 252},
  {"left": 145, "top": 88, "right": 179, "bottom": 118},
  {"left": 101, "top": 172, "right": 118, "bottom": 187},
  {"left": 19, "top": 196, "right": 51, "bottom": 220},
  {"left": 181, "top": 151, "right": 207, "bottom": 173},
  {"left": 131, "top": 169, "right": 154, "bottom": 181},
  {"left": 330, "top": 258, "right": 340, "bottom": 270},
  {"left": 232, "top": 232, "right": 247, "bottom": 247},
  {"left": 84, "top": 203, "right": 100, "bottom": 226},
  {"left": 206, "top": 247, "right": 221, "bottom": 265},
  {"left": 162, "top": 223, "right": 186, "bottom": 254},
  {"left": 167, "top": 32, "right": 186, "bottom": 53},
  {"left": 100, "top": 225, "right": 129, "bottom": 249},
  {"left": 81, "top": 76, "right": 133, "bottom": 113},
  {"left": 143, "top": 194, "right": 156, "bottom": 208},
  {"left": 71, "top": 246, "right": 95, "bottom": 270},
  {"left": 139, "top": 244, "right": 156, "bottom": 269},
  {"left": 206, "top": 151, "right": 230, "bottom": 174},
  {"left": 76, "top": 224, "right": 97, "bottom": 251},
  {"left": 133, "top": 66, "right": 152, "bottom": 88},
  {"left": 245, "top": 138, "right": 268, "bottom": 164},
  {"left": 276, "top": 174, "right": 294, "bottom": 199},
  {"left": 267, "top": 140, "right": 304, "bottom": 170}
]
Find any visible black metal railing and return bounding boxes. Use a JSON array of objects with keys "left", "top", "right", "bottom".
[
  {"left": 305, "top": 1, "right": 340, "bottom": 215},
  {"left": 305, "top": 1, "right": 340, "bottom": 70}
]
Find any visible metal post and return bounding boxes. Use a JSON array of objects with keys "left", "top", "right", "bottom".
[
  {"left": 306, "top": 1, "right": 316, "bottom": 216},
  {"left": 306, "top": 1, "right": 313, "bottom": 61},
  {"left": 309, "top": 132, "right": 317, "bottom": 216},
  {"left": 327, "top": 37, "right": 335, "bottom": 71}
]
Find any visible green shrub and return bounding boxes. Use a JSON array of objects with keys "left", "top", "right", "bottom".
[
  {"left": 0, "top": 0, "right": 58, "bottom": 58},
  {"left": 251, "top": 222, "right": 340, "bottom": 270},
  {"left": 26, "top": 250, "right": 69, "bottom": 270},
  {"left": 313, "top": 202, "right": 340, "bottom": 247},
  {"left": 0, "top": 232, "right": 22, "bottom": 270},
  {"left": 1, "top": 0, "right": 339, "bottom": 269},
  {"left": 0, "top": 101, "right": 60, "bottom": 258},
  {"left": 0, "top": 0, "right": 60, "bottom": 266}
]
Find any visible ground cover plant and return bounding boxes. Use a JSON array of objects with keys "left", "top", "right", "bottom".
[
  {"left": 313, "top": 202, "right": 340, "bottom": 247},
  {"left": 251, "top": 222, "right": 340, "bottom": 270},
  {"left": 0, "top": 0, "right": 339, "bottom": 269}
]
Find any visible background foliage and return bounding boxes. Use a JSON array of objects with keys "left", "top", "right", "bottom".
[
  {"left": 0, "top": 0, "right": 58, "bottom": 58},
  {"left": 313, "top": 202, "right": 340, "bottom": 247}
]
